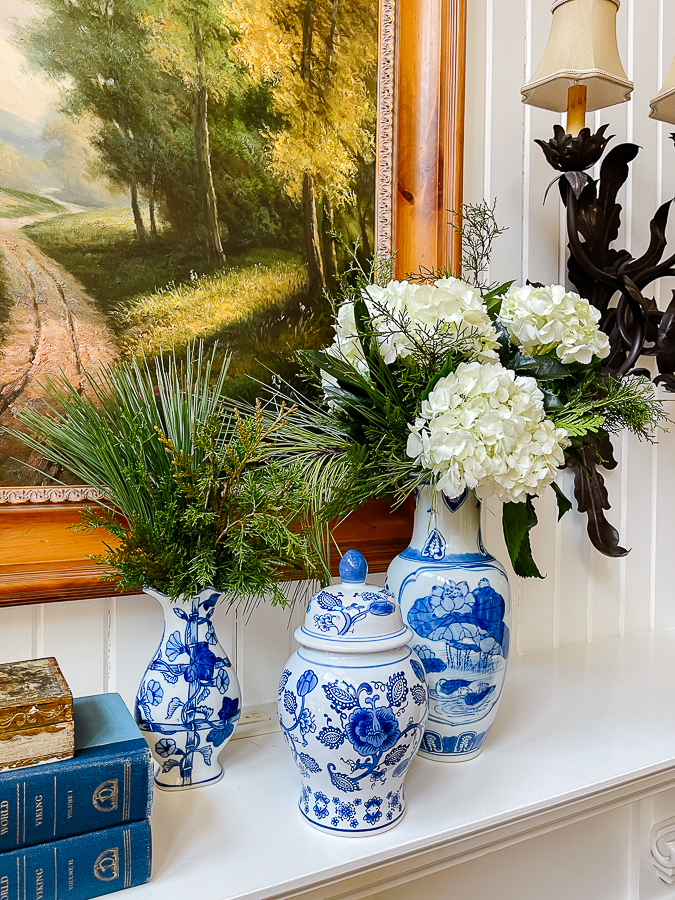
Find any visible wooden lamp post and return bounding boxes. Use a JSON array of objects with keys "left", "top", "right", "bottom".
[{"left": 521, "top": 0, "right": 632, "bottom": 136}]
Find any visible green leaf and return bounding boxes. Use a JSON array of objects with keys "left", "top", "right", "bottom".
[
  {"left": 353, "top": 294, "right": 375, "bottom": 359},
  {"left": 420, "top": 347, "right": 461, "bottom": 402},
  {"left": 494, "top": 321, "right": 512, "bottom": 353},
  {"left": 542, "top": 389, "right": 564, "bottom": 412},
  {"left": 483, "top": 281, "right": 514, "bottom": 317},
  {"left": 551, "top": 482, "right": 573, "bottom": 521},
  {"left": 301, "top": 351, "right": 373, "bottom": 397},
  {"left": 349, "top": 297, "right": 406, "bottom": 406},
  {"left": 502, "top": 498, "right": 544, "bottom": 579},
  {"left": 511, "top": 353, "right": 569, "bottom": 380}
]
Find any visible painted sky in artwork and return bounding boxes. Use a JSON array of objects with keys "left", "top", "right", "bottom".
[{"left": 0, "top": 0, "right": 59, "bottom": 125}]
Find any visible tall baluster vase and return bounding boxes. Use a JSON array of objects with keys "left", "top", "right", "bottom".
[
  {"left": 135, "top": 587, "right": 241, "bottom": 790},
  {"left": 386, "top": 487, "right": 511, "bottom": 761}
]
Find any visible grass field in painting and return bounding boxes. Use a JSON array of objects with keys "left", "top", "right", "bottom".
[
  {"left": 24, "top": 207, "right": 214, "bottom": 322},
  {"left": 23, "top": 207, "right": 331, "bottom": 398},
  {"left": 0, "top": 186, "right": 64, "bottom": 219}
]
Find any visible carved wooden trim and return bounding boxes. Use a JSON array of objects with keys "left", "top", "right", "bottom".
[
  {"left": 0, "top": 0, "right": 467, "bottom": 606},
  {"left": 0, "top": 486, "right": 103, "bottom": 504},
  {"left": 375, "top": 0, "right": 396, "bottom": 261},
  {"left": 651, "top": 817, "right": 675, "bottom": 884}
]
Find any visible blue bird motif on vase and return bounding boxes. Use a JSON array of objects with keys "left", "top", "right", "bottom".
[{"left": 386, "top": 486, "right": 511, "bottom": 762}]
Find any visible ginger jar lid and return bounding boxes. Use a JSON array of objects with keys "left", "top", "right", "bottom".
[{"left": 295, "top": 550, "right": 412, "bottom": 653}]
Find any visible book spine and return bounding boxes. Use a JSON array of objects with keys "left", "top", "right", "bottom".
[
  {"left": 0, "top": 819, "right": 151, "bottom": 900},
  {"left": 0, "top": 745, "right": 153, "bottom": 853}
]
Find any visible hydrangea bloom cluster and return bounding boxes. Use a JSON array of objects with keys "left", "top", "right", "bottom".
[
  {"left": 499, "top": 284, "right": 611, "bottom": 365},
  {"left": 406, "top": 361, "right": 569, "bottom": 504},
  {"left": 327, "top": 301, "right": 369, "bottom": 374},
  {"left": 326, "top": 278, "right": 500, "bottom": 371}
]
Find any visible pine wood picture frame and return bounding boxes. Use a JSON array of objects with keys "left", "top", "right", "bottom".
[{"left": 0, "top": 0, "right": 468, "bottom": 606}]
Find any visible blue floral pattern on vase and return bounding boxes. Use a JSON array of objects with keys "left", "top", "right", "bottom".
[
  {"left": 135, "top": 586, "right": 241, "bottom": 789},
  {"left": 386, "top": 487, "right": 511, "bottom": 762},
  {"left": 422, "top": 529, "right": 446, "bottom": 560}
]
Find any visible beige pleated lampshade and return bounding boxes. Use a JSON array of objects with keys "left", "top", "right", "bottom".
[
  {"left": 650, "top": 55, "right": 675, "bottom": 124},
  {"left": 522, "top": 0, "right": 633, "bottom": 112}
]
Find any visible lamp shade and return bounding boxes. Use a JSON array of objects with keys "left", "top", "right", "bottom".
[
  {"left": 522, "top": 0, "right": 633, "bottom": 113},
  {"left": 650, "top": 54, "right": 675, "bottom": 124}
]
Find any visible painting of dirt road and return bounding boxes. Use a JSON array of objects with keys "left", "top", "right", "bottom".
[{"left": 0, "top": 0, "right": 378, "bottom": 486}]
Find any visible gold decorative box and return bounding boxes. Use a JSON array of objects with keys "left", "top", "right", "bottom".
[{"left": 0, "top": 658, "right": 74, "bottom": 771}]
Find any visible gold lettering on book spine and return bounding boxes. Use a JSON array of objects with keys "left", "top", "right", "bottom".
[
  {"left": 92, "top": 780, "right": 118, "bottom": 813},
  {"left": 93, "top": 848, "right": 119, "bottom": 882}
]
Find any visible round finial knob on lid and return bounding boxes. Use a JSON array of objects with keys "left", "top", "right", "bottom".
[
  {"left": 339, "top": 549, "right": 367, "bottom": 584},
  {"left": 296, "top": 548, "right": 411, "bottom": 652}
]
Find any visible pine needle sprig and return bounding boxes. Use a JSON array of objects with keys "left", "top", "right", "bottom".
[{"left": 4, "top": 343, "right": 325, "bottom": 605}]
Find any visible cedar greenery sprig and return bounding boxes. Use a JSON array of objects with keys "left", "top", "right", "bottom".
[
  {"left": 5, "top": 343, "right": 327, "bottom": 605},
  {"left": 547, "top": 372, "right": 666, "bottom": 440}
]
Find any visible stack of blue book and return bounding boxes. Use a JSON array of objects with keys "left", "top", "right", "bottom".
[{"left": 0, "top": 693, "right": 153, "bottom": 900}]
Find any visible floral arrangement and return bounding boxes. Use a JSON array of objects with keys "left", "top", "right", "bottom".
[{"left": 269, "top": 264, "right": 664, "bottom": 578}]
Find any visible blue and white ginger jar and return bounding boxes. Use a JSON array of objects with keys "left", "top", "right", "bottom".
[
  {"left": 386, "top": 486, "right": 511, "bottom": 762},
  {"left": 135, "top": 586, "right": 241, "bottom": 790},
  {"left": 279, "top": 550, "right": 428, "bottom": 835}
]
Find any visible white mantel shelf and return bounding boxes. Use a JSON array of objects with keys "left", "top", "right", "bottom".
[{"left": 130, "top": 629, "right": 675, "bottom": 900}]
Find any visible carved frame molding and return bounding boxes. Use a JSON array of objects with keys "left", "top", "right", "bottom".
[
  {"left": 0, "top": 487, "right": 102, "bottom": 504},
  {"left": 0, "top": 0, "right": 468, "bottom": 606},
  {"left": 375, "top": 0, "right": 396, "bottom": 262}
]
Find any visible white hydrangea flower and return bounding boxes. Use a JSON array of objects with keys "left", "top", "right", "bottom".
[
  {"left": 499, "top": 284, "right": 610, "bottom": 365},
  {"left": 325, "top": 277, "right": 499, "bottom": 370},
  {"left": 361, "top": 280, "right": 420, "bottom": 362},
  {"left": 326, "top": 301, "right": 370, "bottom": 375},
  {"left": 365, "top": 277, "right": 500, "bottom": 363},
  {"left": 406, "top": 361, "right": 569, "bottom": 504}
]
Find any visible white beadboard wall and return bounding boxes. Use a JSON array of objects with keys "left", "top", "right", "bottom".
[{"left": 1, "top": 0, "right": 675, "bottom": 713}]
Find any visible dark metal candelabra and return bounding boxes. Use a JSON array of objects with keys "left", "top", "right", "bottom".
[{"left": 537, "top": 125, "right": 675, "bottom": 557}]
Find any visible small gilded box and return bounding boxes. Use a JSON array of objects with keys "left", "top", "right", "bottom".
[{"left": 0, "top": 658, "right": 74, "bottom": 771}]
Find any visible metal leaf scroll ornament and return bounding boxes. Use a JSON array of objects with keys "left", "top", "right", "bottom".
[
  {"left": 570, "top": 437, "right": 627, "bottom": 559},
  {"left": 536, "top": 126, "right": 675, "bottom": 558}
]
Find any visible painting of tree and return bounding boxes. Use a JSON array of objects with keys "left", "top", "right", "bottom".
[{"left": 0, "top": 0, "right": 378, "bottom": 486}]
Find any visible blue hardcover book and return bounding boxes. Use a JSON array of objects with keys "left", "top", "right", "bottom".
[
  {"left": 0, "top": 694, "right": 153, "bottom": 853},
  {"left": 0, "top": 818, "right": 151, "bottom": 900}
]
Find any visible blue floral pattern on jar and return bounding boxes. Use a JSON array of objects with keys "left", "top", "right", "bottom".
[
  {"left": 279, "top": 652, "right": 428, "bottom": 834},
  {"left": 280, "top": 549, "right": 429, "bottom": 834},
  {"left": 308, "top": 589, "right": 397, "bottom": 637}
]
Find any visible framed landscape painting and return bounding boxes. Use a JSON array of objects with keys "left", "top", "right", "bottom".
[
  {"left": 0, "top": 0, "right": 391, "bottom": 490},
  {"left": 0, "top": 0, "right": 466, "bottom": 604}
]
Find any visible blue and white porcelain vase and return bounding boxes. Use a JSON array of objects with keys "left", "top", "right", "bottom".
[
  {"left": 135, "top": 586, "right": 241, "bottom": 790},
  {"left": 386, "top": 486, "right": 511, "bottom": 762},
  {"left": 279, "top": 550, "right": 428, "bottom": 836}
]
